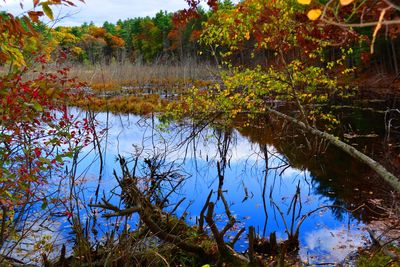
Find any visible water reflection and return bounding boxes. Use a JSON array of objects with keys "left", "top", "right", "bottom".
[
  {"left": 68, "top": 108, "right": 396, "bottom": 264},
  {"left": 237, "top": 115, "right": 396, "bottom": 222},
  {"left": 301, "top": 226, "right": 367, "bottom": 264}
]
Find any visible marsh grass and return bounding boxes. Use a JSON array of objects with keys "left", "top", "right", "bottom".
[
  {"left": 73, "top": 94, "right": 168, "bottom": 115},
  {"left": 67, "top": 60, "right": 216, "bottom": 114},
  {"left": 70, "top": 60, "right": 216, "bottom": 90},
  {"left": 1, "top": 60, "right": 216, "bottom": 114}
]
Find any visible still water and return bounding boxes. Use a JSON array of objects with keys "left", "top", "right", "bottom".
[{"left": 59, "top": 107, "right": 399, "bottom": 265}]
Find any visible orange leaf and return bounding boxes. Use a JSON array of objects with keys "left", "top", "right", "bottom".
[{"left": 28, "top": 11, "right": 44, "bottom": 23}]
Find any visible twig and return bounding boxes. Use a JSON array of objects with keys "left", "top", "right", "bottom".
[
  {"left": 230, "top": 228, "right": 245, "bottom": 247},
  {"left": 198, "top": 190, "right": 213, "bottom": 234},
  {"left": 89, "top": 201, "right": 140, "bottom": 218},
  {"left": 170, "top": 197, "right": 186, "bottom": 215},
  {"left": 266, "top": 107, "right": 400, "bottom": 192},
  {"left": 220, "top": 192, "right": 236, "bottom": 236},
  {"left": 368, "top": 229, "right": 400, "bottom": 260}
]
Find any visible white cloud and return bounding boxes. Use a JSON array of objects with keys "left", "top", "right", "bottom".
[
  {"left": 1, "top": 0, "right": 192, "bottom": 26},
  {"left": 300, "top": 227, "right": 369, "bottom": 264}
]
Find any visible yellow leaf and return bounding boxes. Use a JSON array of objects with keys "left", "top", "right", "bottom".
[
  {"left": 307, "top": 9, "right": 322, "bottom": 21},
  {"left": 297, "top": 0, "right": 311, "bottom": 5},
  {"left": 340, "top": 0, "right": 354, "bottom": 6},
  {"left": 42, "top": 3, "right": 54, "bottom": 20}
]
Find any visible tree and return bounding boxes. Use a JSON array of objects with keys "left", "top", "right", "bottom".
[
  {"left": 154, "top": 11, "right": 173, "bottom": 53},
  {"left": 165, "top": 0, "right": 400, "bottom": 191},
  {"left": 133, "top": 18, "right": 164, "bottom": 62}
]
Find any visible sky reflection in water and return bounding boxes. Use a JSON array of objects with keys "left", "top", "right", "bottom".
[{"left": 70, "top": 108, "right": 369, "bottom": 264}]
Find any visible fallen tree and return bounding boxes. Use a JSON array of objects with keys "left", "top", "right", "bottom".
[{"left": 265, "top": 107, "right": 400, "bottom": 192}]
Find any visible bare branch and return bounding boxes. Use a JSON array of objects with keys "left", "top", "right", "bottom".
[{"left": 198, "top": 189, "right": 213, "bottom": 234}]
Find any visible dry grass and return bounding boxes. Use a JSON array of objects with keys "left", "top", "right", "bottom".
[
  {"left": 70, "top": 60, "right": 217, "bottom": 91},
  {"left": 68, "top": 60, "right": 217, "bottom": 115},
  {"left": 1, "top": 60, "right": 217, "bottom": 115}
]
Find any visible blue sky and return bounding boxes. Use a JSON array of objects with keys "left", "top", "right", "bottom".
[{"left": 1, "top": 0, "right": 194, "bottom": 26}]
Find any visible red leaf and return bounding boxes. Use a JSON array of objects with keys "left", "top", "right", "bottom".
[{"left": 34, "top": 147, "right": 41, "bottom": 157}]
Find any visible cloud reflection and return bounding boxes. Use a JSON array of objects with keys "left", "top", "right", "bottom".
[{"left": 301, "top": 227, "right": 369, "bottom": 264}]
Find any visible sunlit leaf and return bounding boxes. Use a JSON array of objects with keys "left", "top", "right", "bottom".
[
  {"left": 340, "top": 0, "right": 354, "bottom": 6},
  {"left": 42, "top": 3, "right": 54, "bottom": 20},
  {"left": 297, "top": 0, "right": 311, "bottom": 5},
  {"left": 33, "top": 102, "right": 43, "bottom": 111},
  {"left": 307, "top": 9, "right": 322, "bottom": 21}
]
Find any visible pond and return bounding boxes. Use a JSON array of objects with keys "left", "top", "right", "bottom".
[{"left": 54, "top": 106, "right": 398, "bottom": 265}]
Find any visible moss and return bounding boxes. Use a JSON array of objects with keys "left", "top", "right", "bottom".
[{"left": 357, "top": 246, "right": 400, "bottom": 267}]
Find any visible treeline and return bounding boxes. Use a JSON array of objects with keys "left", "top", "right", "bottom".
[
  {"left": 2, "top": 0, "right": 400, "bottom": 74},
  {"left": 49, "top": 9, "right": 211, "bottom": 64}
]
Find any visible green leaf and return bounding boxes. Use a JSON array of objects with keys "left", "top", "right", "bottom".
[
  {"left": 33, "top": 102, "right": 43, "bottom": 112},
  {"left": 42, "top": 3, "right": 54, "bottom": 20},
  {"left": 55, "top": 154, "right": 64, "bottom": 163},
  {"left": 5, "top": 190, "right": 13, "bottom": 199},
  {"left": 39, "top": 157, "right": 51, "bottom": 165},
  {"left": 64, "top": 151, "right": 74, "bottom": 158},
  {"left": 41, "top": 201, "right": 48, "bottom": 210}
]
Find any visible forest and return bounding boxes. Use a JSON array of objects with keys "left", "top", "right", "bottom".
[{"left": 0, "top": 0, "right": 399, "bottom": 266}]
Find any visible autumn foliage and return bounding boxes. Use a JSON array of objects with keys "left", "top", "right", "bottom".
[
  {"left": 0, "top": 58, "right": 93, "bottom": 210},
  {"left": 0, "top": 0, "right": 93, "bottom": 237}
]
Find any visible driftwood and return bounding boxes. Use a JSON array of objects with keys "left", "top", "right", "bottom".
[
  {"left": 93, "top": 156, "right": 250, "bottom": 265},
  {"left": 266, "top": 107, "right": 400, "bottom": 192}
]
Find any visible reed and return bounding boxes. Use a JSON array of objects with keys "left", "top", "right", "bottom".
[
  {"left": 69, "top": 59, "right": 217, "bottom": 91},
  {"left": 68, "top": 60, "right": 217, "bottom": 114}
]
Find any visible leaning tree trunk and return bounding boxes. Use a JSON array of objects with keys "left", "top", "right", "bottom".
[{"left": 266, "top": 107, "right": 400, "bottom": 192}]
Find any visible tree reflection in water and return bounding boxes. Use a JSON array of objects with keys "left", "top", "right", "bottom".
[
  {"left": 12, "top": 108, "right": 395, "bottom": 264},
  {"left": 90, "top": 112, "right": 378, "bottom": 263}
]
